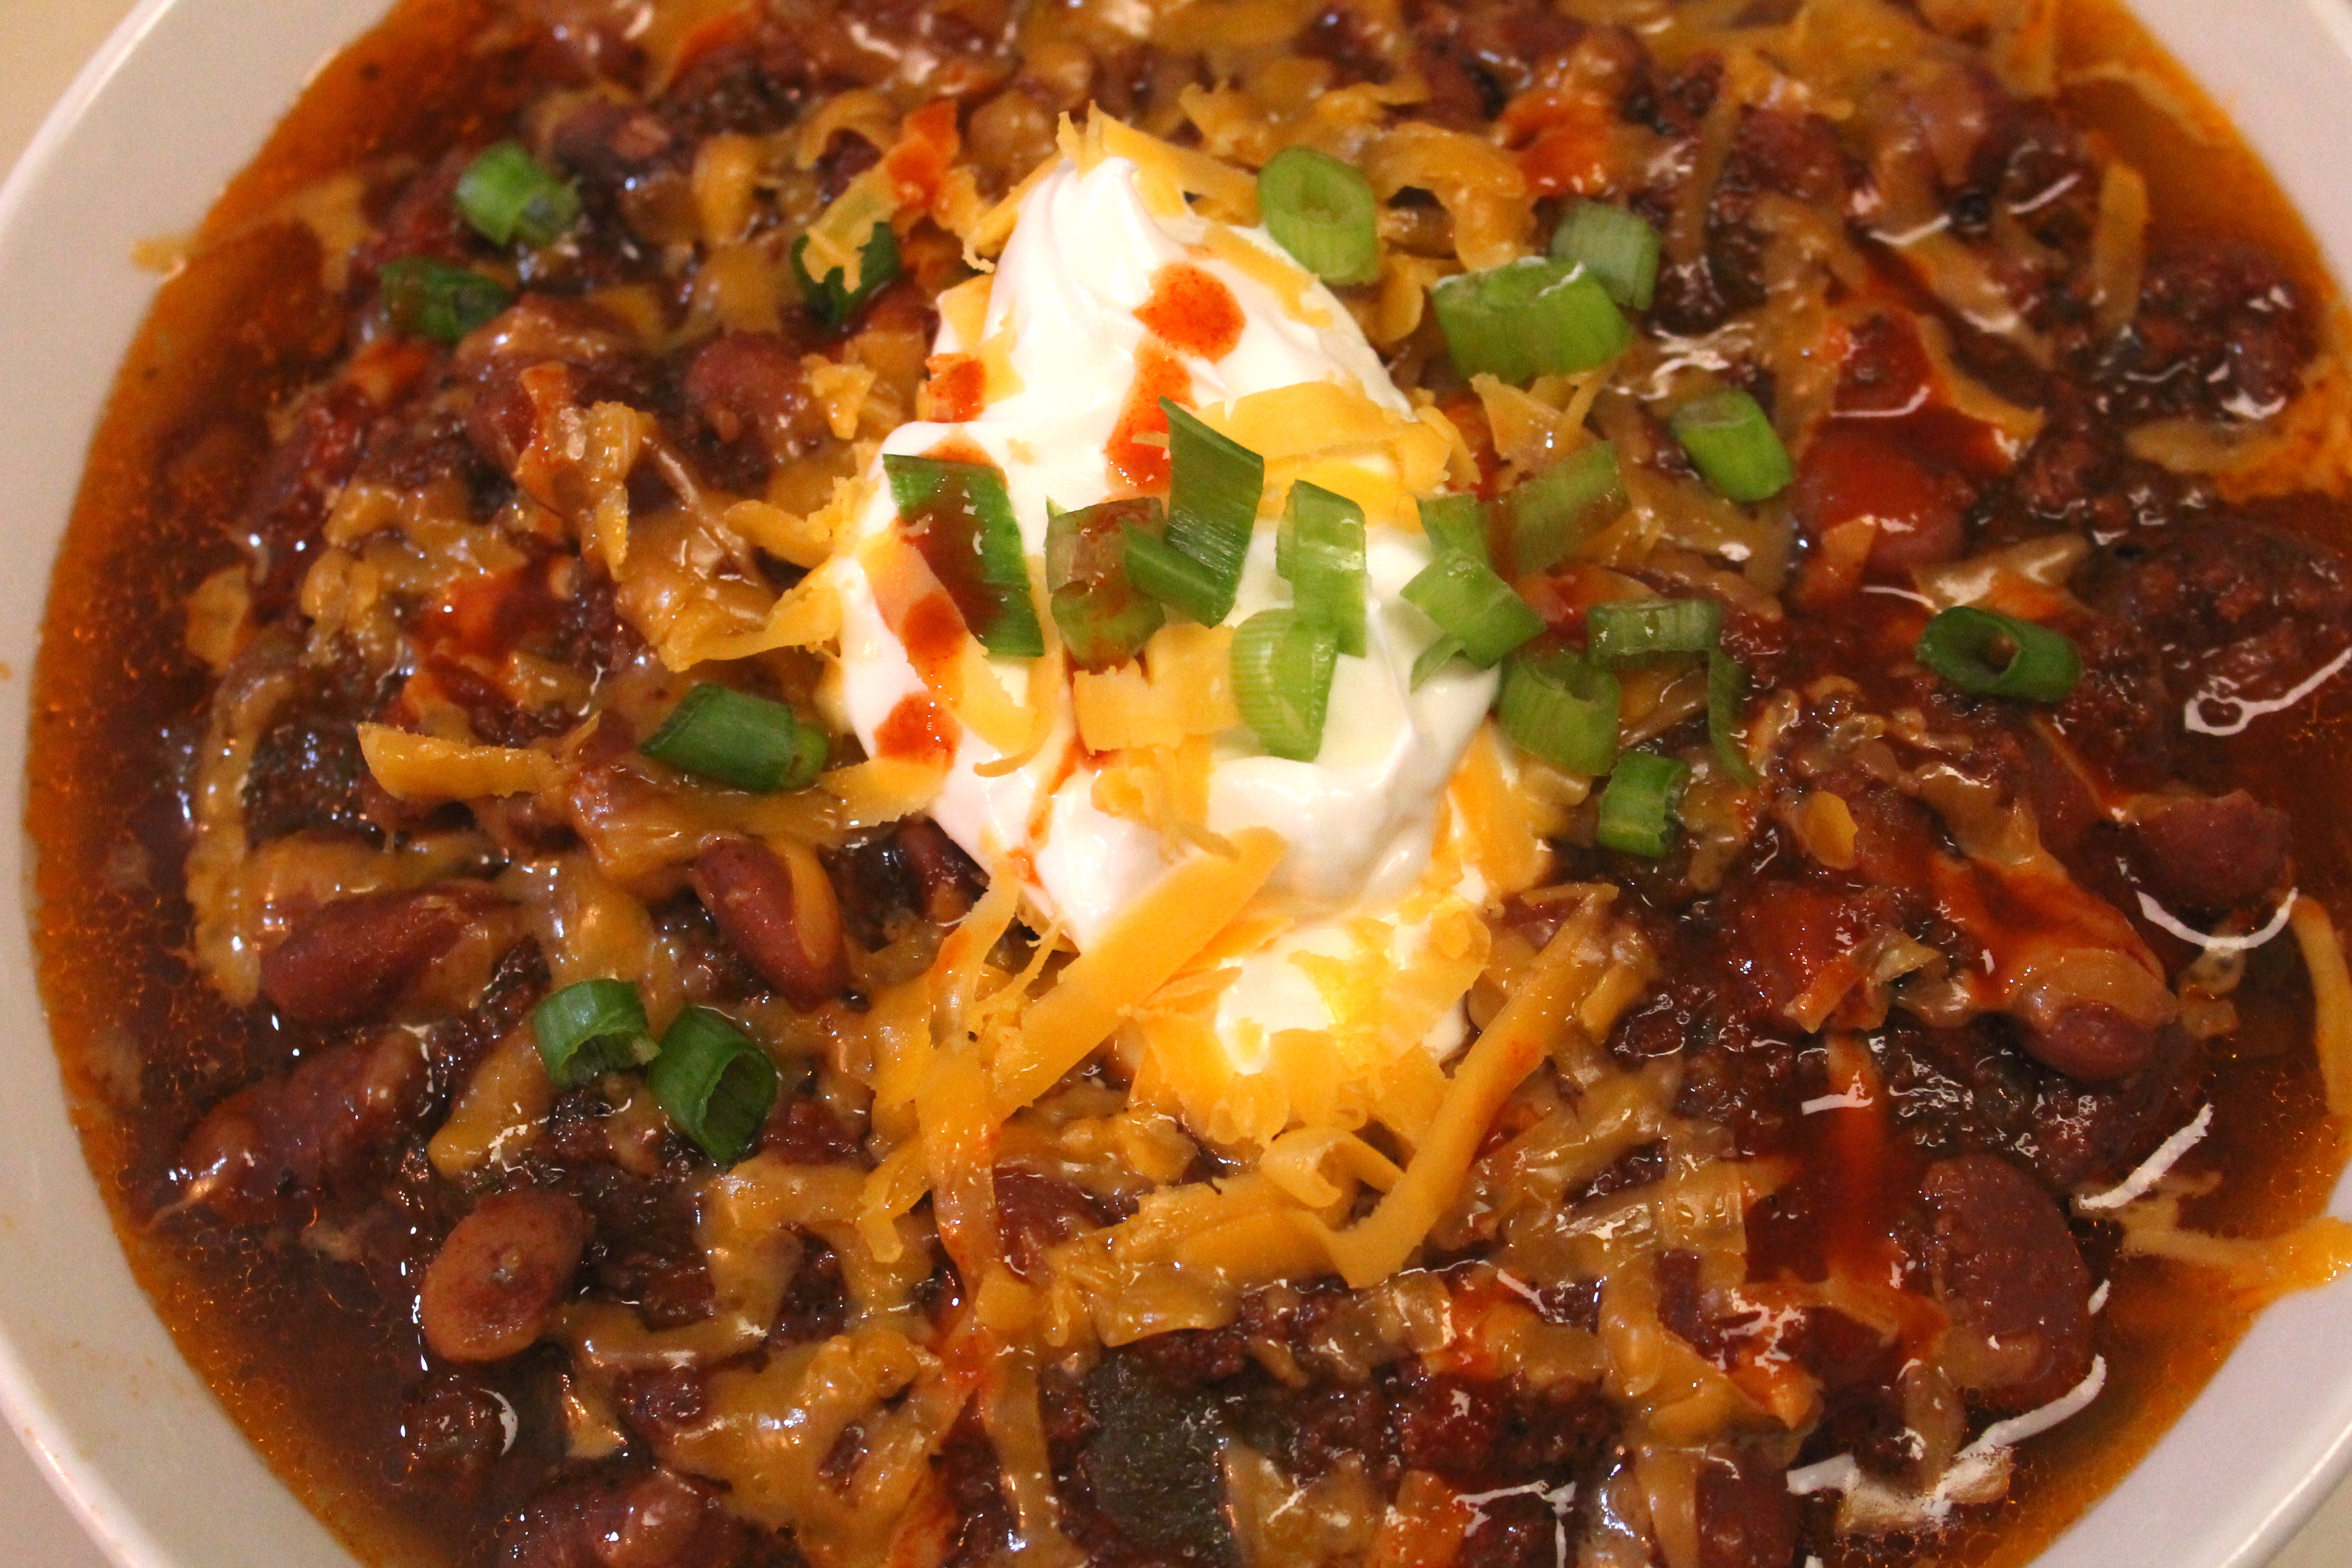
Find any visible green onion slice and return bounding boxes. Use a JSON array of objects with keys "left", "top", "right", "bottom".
[
  {"left": 1499, "top": 647, "right": 1621, "bottom": 775},
  {"left": 1156, "top": 399, "right": 1265, "bottom": 626},
  {"left": 1418, "top": 494, "right": 1493, "bottom": 567},
  {"left": 643, "top": 683, "right": 829, "bottom": 793},
  {"left": 532, "top": 979, "right": 656, "bottom": 1090},
  {"left": 1257, "top": 146, "right": 1380, "bottom": 287},
  {"left": 379, "top": 257, "right": 511, "bottom": 344},
  {"left": 1431, "top": 258, "right": 1631, "bottom": 385},
  {"left": 1708, "top": 652, "right": 1759, "bottom": 785},
  {"left": 1670, "top": 388, "right": 1795, "bottom": 503},
  {"left": 1411, "top": 635, "right": 1467, "bottom": 691},
  {"left": 1550, "top": 200, "right": 1662, "bottom": 312},
  {"left": 1597, "top": 751, "right": 1691, "bottom": 858},
  {"left": 1504, "top": 441, "right": 1625, "bottom": 576},
  {"left": 1278, "top": 483, "right": 1368, "bottom": 657},
  {"left": 792, "top": 221, "right": 902, "bottom": 331},
  {"left": 884, "top": 454, "right": 1046, "bottom": 658},
  {"left": 648, "top": 1006, "right": 778, "bottom": 1167},
  {"left": 1586, "top": 597, "right": 1723, "bottom": 664},
  {"left": 1123, "top": 527, "right": 1228, "bottom": 628},
  {"left": 1231, "top": 609, "right": 1338, "bottom": 762},
  {"left": 456, "top": 140, "right": 582, "bottom": 249},
  {"left": 1047, "top": 498, "right": 1166, "bottom": 670},
  {"left": 1914, "top": 606, "right": 2083, "bottom": 703},
  {"left": 1401, "top": 553, "right": 1544, "bottom": 668}
]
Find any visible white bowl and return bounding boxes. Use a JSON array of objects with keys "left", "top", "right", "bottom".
[{"left": 2, "top": 2, "right": 2350, "bottom": 1566}]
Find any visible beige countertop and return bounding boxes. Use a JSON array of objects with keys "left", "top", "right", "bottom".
[{"left": 1, "top": 1, "right": 2346, "bottom": 1564}]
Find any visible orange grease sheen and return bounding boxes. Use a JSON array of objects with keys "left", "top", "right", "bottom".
[
  {"left": 1106, "top": 341, "right": 1193, "bottom": 493},
  {"left": 923, "top": 352, "right": 986, "bottom": 422},
  {"left": 1134, "top": 262, "right": 1244, "bottom": 360},
  {"left": 878, "top": 693, "right": 957, "bottom": 767}
]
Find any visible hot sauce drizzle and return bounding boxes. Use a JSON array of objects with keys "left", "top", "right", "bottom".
[
  {"left": 1105, "top": 340, "right": 1194, "bottom": 494},
  {"left": 1134, "top": 262, "right": 1244, "bottom": 361}
]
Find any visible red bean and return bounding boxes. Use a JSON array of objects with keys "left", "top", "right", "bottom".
[
  {"left": 2134, "top": 790, "right": 2291, "bottom": 912},
  {"left": 420, "top": 1189, "right": 590, "bottom": 1364},
  {"left": 2022, "top": 1001, "right": 2160, "bottom": 1080},
  {"left": 259, "top": 884, "right": 492, "bottom": 1025},
  {"left": 176, "top": 1025, "right": 432, "bottom": 1222},
  {"left": 1696, "top": 1446, "right": 1800, "bottom": 1568},
  {"left": 1792, "top": 423, "right": 1972, "bottom": 573},
  {"left": 1918, "top": 1154, "right": 2094, "bottom": 1413},
  {"left": 682, "top": 331, "right": 831, "bottom": 460},
  {"left": 689, "top": 837, "right": 850, "bottom": 1010}
]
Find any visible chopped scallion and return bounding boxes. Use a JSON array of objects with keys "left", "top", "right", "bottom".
[
  {"left": 1586, "top": 597, "right": 1723, "bottom": 663},
  {"left": 379, "top": 257, "right": 511, "bottom": 344},
  {"left": 1401, "top": 553, "right": 1544, "bottom": 668},
  {"left": 1708, "top": 652, "right": 1759, "bottom": 785},
  {"left": 1257, "top": 145, "right": 1380, "bottom": 287},
  {"left": 1550, "top": 200, "right": 1661, "bottom": 312},
  {"left": 1504, "top": 441, "right": 1625, "bottom": 576},
  {"left": 1498, "top": 647, "right": 1620, "bottom": 775},
  {"left": 1431, "top": 257, "right": 1631, "bottom": 384},
  {"left": 1278, "top": 483, "right": 1368, "bottom": 657},
  {"left": 1670, "top": 388, "right": 1794, "bottom": 503},
  {"left": 532, "top": 979, "right": 656, "bottom": 1090},
  {"left": 1047, "top": 498, "right": 1166, "bottom": 670},
  {"left": 884, "top": 454, "right": 1046, "bottom": 658},
  {"left": 1155, "top": 399, "right": 1265, "bottom": 625},
  {"left": 642, "top": 684, "right": 828, "bottom": 793},
  {"left": 1914, "top": 606, "right": 2083, "bottom": 703},
  {"left": 1411, "top": 635, "right": 1467, "bottom": 691},
  {"left": 1231, "top": 609, "right": 1338, "bottom": 762},
  {"left": 1418, "top": 494, "right": 1493, "bottom": 567},
  {"left": 1597, "top": 751, "right": 1690, "bottom": 858},
  {"left": 648, "top": 1007, "right": 777, "bottom": 1167},
  {"left": 792, "top": 220, "right": 901, "bottom": 330},
  {"left": 455, "top": 140, "right": 582, "bottom": 248}
]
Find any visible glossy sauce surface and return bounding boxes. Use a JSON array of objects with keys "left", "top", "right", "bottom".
[{"left": 21, "top": 2, "right": 2352, "bottom": 1566}]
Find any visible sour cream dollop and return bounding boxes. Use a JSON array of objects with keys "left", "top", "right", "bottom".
[{"left": 831, "top": 155, "right": 1496, "bottom": 1062}]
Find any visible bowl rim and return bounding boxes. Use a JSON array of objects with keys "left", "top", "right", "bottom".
[{"left": 3, "top": 3, "right": 2351, "bottom": 1566}]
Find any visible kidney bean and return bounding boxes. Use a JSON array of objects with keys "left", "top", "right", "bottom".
[
  {"left": 689, "top": 837, "right": 850, "bottom": 1009},
  {"left": 2133, "top": 790, "right": 2291, "bottom": 912},
  {"left": 419, "top": 1188, "right": 590, "bottom": 1363},
  {"left": 2021, "top": 1000, "right": 2159, "bottom": 1081},
  {"left": 259, "top": 884, "right": 494, "bottom": 1025},
  {"left": 175, "top": 1024, "right": 432, "bottom": 1222},
  {"left": 1918, "top": 1154, "right": 2094, "bottom": 1413},
  {"left": 1696, "top": 1446, "right": 1800, "bottom": 1568}
]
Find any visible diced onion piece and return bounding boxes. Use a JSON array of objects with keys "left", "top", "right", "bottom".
[
  {"left": 1417, "top": 493, "right": 1493, "bottom": 566},
  {"left": 379, "top": 257, "right": 511, "bottom": 344},
  {"left": 1431, "top": 257, "right": 1630, "bottom": 384},
  {"left": 1708, "top": 652, "right": 1760, "bottom": 785},
  {"left": 1550, "top": 199, "right": 1661, "bottom": 312},
  {"left": 532, "top": 978, "right": 656, "bottom": 1090},
  {"left": 455, "top": 140, "right": 582, "bottom": 248},
  {"left": 1597, "top": 750, "right": 1690, "bottom": 858},
  {"left": 1669, "top": 388, "right": 1794, "bottom": 503},
  {"left": 1278, "top": 482, "right": 1369, "bottom": 657},
  {"left": 641, "top": 683, "right": 829, "bottom": 793},
  {"left": 1915, "top": 606, "right": 2083, "bottom": 702},
  {"left": 1503, "top": 440, "right": 1624, "bottom": 575},
  {"left": 1231, "top": 608, "right": 1338, "bottom": 762},
  {"left": 1158, "top": 399, "right": 1266, "bottom": 626},
  {"left": 649, "top": 1006, "right": 778, "bottom": 1168},
  {"left": 1256, "top": 145, "right": 1380, "bottom": 286},
  {"left": 1401, "top": 553, "right": 1543, "bottom": 667},
  {"left": 1586, "top": 597, "right": 1722, "bottom": 663},
  {"left": 1499, "top": 647, "right": 1620, "bottom": 775},
  {"left": 883, "top": 454, "right": 1046, "bottom": 658}
]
